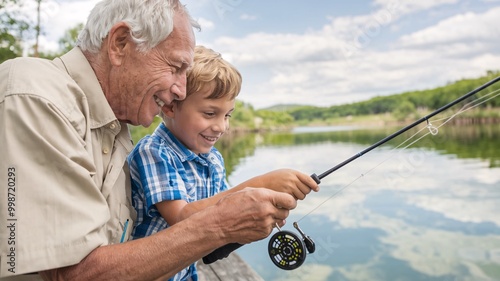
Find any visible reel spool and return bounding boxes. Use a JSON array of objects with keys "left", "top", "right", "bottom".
[{"left": 267, "top": 222, "right": 315, "bottom": 270}]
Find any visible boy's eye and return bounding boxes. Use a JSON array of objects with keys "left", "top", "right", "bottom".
[{"left": 204, "top": 112, "right": 215, "bottom": 117}]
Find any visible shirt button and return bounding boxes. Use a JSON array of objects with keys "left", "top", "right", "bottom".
[
  {"left": 103, "top": 148, "right": 109, "bottom": 154},
  {"left": 110, "top": 123, "right": 116, "bottom": 130}
]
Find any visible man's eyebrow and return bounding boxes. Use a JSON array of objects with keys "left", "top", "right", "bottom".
[{"left": 176, "top": 59, "right": 191, "bottom": 69}]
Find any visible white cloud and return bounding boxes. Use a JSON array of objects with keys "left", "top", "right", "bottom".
[
  {"left": 274, "top": 264, "right": 333, "bottom": 281},
  {"left": 373, "top": 0, "right": 459, "bottom": 15},
  {"left": 37, "top": 0, "right": 99, "bottom": 52},
  {"left": 240, "top": 13, "right": 257, "bottom": 21},
  {"left": 399, "top": 7, "right": 500, "bottom": 49},
  {"left": 208, "top": 3, "right": 500, "bottom": 108},
  {"left": 407, "top": 194, "right": 500, "bottom": 225},
  {"left": 196, "top": 17, "right": 215, "bottom": 31},
  {"left": 214, "top": 31, "right": 346, "bottom": 66}
]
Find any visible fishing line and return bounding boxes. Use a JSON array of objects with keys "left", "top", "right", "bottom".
[
  {"left": 296, "top": 86, "right": 500, "bottom": 223},
  {"left": 202, "top": 76, "right": 500, "bottom": 270},
  {"left": 264, "top": 76, "right": 500, "bottom": 270}
]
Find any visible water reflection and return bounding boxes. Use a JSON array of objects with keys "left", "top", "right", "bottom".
[{"left": 218, "top": 124, "right": 500, "bottom": 281}]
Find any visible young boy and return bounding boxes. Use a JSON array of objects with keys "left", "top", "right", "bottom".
[{"left": 128, "top": 46, "right": 318, "bottom": 281}]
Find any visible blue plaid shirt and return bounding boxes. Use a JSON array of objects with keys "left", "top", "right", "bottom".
[{"left": 127, "top": 122, "right": 230, "bottom": 281}]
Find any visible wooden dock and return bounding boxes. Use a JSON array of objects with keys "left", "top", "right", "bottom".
[{"left": 197, "top": 253, "right": 264, "bottom": 281}]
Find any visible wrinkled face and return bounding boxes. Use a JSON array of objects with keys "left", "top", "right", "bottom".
[
  {"left": 166, "top": 83, "right": 235, "bottom": 155},
  {"left": 109, "top": 12, "right": 195, "bottom": 127}
]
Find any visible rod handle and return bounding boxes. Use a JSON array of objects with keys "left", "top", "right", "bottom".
[{"left": 202, "top": 243, "right": 243, "bottom": 264}]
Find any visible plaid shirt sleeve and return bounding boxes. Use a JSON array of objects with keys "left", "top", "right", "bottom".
[{"left": 128, "top": 137, "right": 188, "bottom": 217}]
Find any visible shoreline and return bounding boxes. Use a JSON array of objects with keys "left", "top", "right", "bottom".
[{"left": 231, "top": 115, "right": 500, "bottom": 133}]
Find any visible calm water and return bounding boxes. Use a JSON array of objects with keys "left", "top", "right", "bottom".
[{"left": 215, "top": 124, "right": 500, "bottom": 281}]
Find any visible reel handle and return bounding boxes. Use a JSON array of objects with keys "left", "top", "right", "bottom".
[
  {"left": 202, "top": 243, "right": 243, "bottom": 264},
  {"left": 293, "top": 222, "right": 315, "bottom": 253}
]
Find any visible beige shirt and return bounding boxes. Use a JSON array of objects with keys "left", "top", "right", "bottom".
[{"left": 0, "top": 48, "right": 136, "bottom": 279}]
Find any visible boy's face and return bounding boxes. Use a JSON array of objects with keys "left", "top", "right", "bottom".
[{"left": 166, "top": 83, "right": 235, "bottom": 154}]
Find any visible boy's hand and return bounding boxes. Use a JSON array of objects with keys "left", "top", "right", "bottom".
[{"left": 254, "top": 169, "right": 320, "bottom": 200}]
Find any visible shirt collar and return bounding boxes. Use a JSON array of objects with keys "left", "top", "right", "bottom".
[{"left": 56, "top": 47, "right": 117, "bottom": 129}]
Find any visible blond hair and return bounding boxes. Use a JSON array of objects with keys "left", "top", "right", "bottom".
[
  {"left": 160, "top": 46, "right": 241, "bottom": 122},
  {"left": 184, "top": 45, "right": 242, "bottom": 102}
]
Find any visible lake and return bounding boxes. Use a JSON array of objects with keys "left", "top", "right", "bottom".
[{"left": 214, "top": 123, "right": 500, "bottom": 281}]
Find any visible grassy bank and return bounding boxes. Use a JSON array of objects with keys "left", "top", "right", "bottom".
[{"left": 291, "top": 107, "right": 500, "bottom": 128}]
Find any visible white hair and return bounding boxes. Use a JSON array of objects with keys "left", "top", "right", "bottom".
[{"left": 77, "top": 0, "right": 200, "bottom": 53}]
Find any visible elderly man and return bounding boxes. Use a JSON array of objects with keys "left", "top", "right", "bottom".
[{"left": 0, "top": 0, "right": 318, "bottom": 280}]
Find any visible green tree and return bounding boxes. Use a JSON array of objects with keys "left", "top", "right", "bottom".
[
  {"left": 392, "top": 100, "right": 416, "bottom": 121},
  {"left": 0, "top": 0, "right": 29, "bottom": 63},
  {"left": 0, "top": 30, "right": 21, "bottom": 62},
  {"left": 35, "top": 23, "right": 84, "bottom": 60},
  {"left": 231, "top": 100, "right": 256, "bottom": 131},
  {"left": 58, "top": 23, "right": 83, "bottom": 53}
]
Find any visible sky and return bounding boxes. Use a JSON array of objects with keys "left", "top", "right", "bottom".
[{"left": 32, "top": 0, "right": 500, "bottom": 109}]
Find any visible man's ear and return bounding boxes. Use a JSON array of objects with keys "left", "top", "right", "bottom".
[{"left": 108, "top": 22, "right": 132, "bottom": 66}]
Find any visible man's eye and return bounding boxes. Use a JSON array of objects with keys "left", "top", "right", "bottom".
[{"left": 169, "top": 64, "right": 181, "bottom": 73}]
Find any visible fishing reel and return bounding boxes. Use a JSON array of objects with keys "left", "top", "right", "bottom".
[{"left": 268, "top": 222, "right": 315, "bottom": 270}]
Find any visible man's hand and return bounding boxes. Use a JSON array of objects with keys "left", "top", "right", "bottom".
[{"left": 210, "top": 188, "right": 297, "bottom": 244}]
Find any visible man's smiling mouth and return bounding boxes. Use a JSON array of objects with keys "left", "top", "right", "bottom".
[{"left": 155, "top": 95, "right": 165, "bottom": 107}]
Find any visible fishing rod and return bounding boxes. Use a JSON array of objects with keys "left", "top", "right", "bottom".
[
  {"left": 310, "top": 76, "right": 500, "bottom": 184},
  {"left": 203, "top": 75, "right": 500, "bottom": 270}
]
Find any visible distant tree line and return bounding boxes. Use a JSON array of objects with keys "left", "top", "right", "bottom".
[
  {"left": 226, "top": 69, "right": 500, "bottom": 131},
  {"left": 230, "top": 70, "right": 500, "bottom": 131},
  {"left": 284, "top": 70, "right": 500, "bottom": 123}
]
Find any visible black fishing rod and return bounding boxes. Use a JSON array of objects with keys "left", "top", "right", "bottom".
[
  {"left": 203, "top": 75, "right": 500, "bottom": 270},
  {"left": 310, "top": 75, "right": 500, "bottom": 184}
]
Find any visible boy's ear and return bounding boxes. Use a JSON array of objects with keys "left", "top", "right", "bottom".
[
  {"left": 108, "top": 22, "right": 132, "bottom": 66},
  {"left": 162, "top": 103, "right": 176, "bottom": 118}
]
